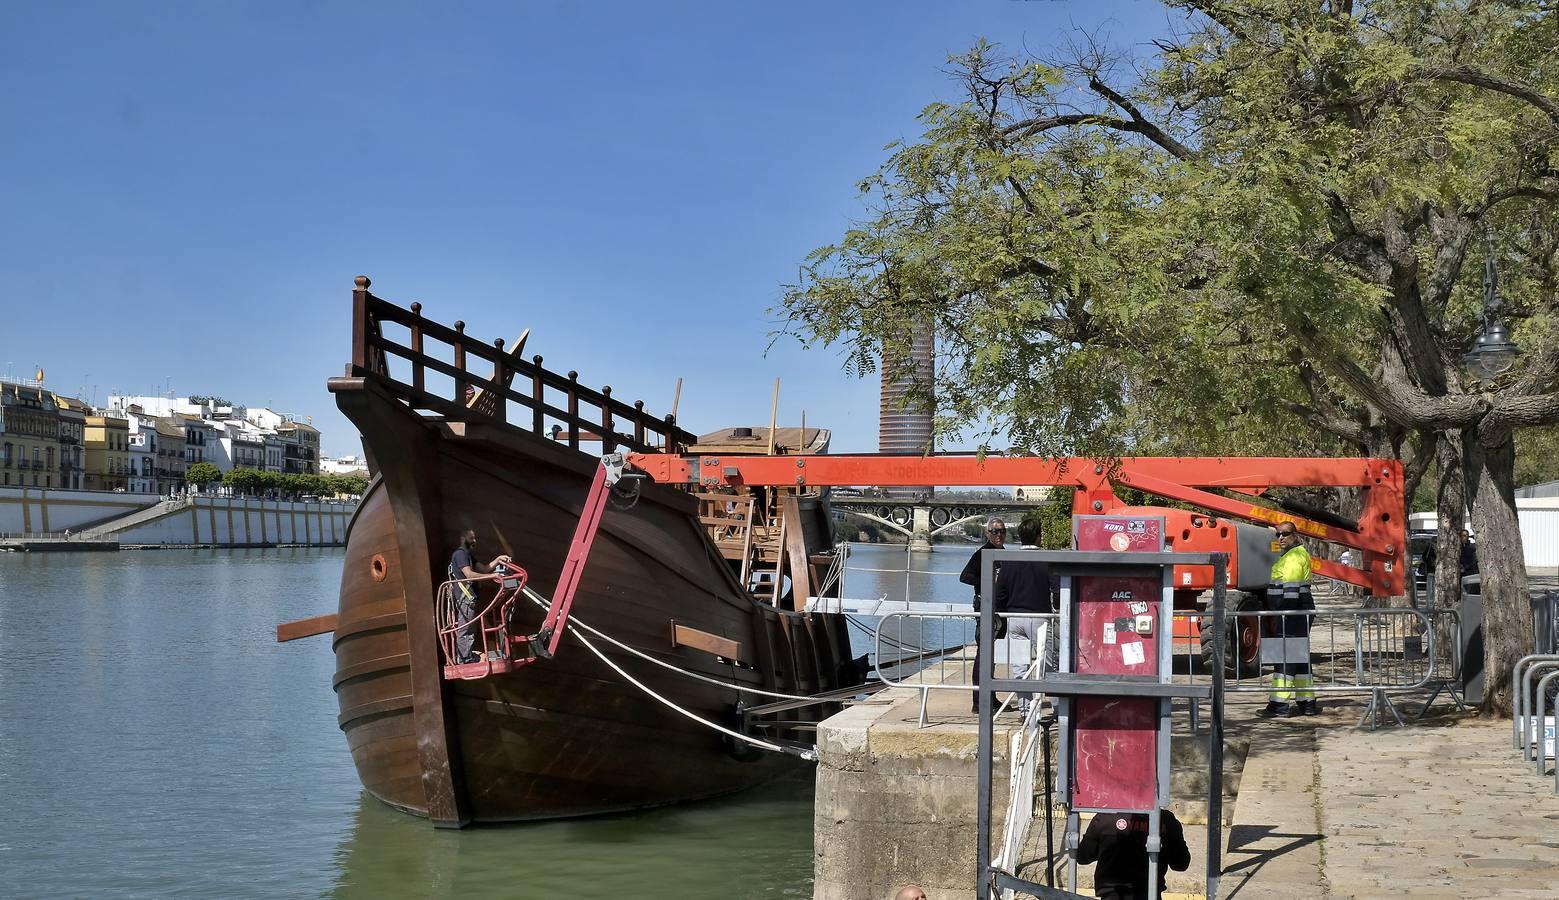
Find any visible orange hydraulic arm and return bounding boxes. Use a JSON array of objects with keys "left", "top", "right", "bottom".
[{"left": 626, "top": 453, "right": 1407, "bottom": 597}]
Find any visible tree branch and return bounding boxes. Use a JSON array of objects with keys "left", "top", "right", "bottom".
[
  {"left": 1085, "top": 75, "right": 1197, "bottom": 160},
  {"left": 1282, "top": 400, "right": 1370, "bottom": 446},
  {"left": 1473, "top": 185, "right": 1559, "bottom": 218},
  {"left": 1493, "top": 391, "right": 1559, "bottom": 428},
  {"left": 1288, "top": 312, "right": 1486, "bottom": 429},
  {"left": 1418, "top": 65, "right": 1559, "bottom": 128}
]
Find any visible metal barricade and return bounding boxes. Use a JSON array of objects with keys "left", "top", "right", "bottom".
[
  {"left": 1415, "top": 607, "right": 1468, "bottom": 717},
  {"left": 1169, "top": 607, "right": 1441, "bottom": 728},
  {"left": 873, "top": 611, "right": 1060, "bottom": 727}
]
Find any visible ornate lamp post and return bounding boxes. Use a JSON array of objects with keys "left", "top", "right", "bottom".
[{"left": 1462, "top": 245, "right": 1520, "bottom": 381}]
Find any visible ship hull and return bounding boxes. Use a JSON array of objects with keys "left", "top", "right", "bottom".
[{"left": 332, "top": 384, "right": 855, "bottom": 823}]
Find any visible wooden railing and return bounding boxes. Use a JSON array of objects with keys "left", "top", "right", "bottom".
[{"left": 350, "top": 277, "right": 695, "bottom": 454}]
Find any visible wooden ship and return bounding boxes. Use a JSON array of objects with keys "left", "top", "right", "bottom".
[{"left": 294, "top": 277, "right": 864, "bottom": 827}]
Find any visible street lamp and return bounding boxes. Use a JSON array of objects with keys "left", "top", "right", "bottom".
[{"left": 1462, "top": 245, "right": 1520, "bottom": 381}]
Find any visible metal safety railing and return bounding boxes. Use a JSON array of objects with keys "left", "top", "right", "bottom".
[
  {"left": 436, "top": 567, "right": 529, "bottom": 679},
  {"left": 1502, "top": 595, "right": 1559, "bottom": 794},
  {"left": 871, "top": 605, "right": 1466, "bottom": 728},
  {"left": 1512, "top": 654, "right": 1559, "bottom": 794},
  {"left": 832, "top": 541, "right": 967, "bottom": 611},
  {"left": 873, "top": 611, "right": 1059, "bottom": 726}
]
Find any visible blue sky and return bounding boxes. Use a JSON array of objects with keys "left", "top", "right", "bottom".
[{"left": 2, "top": 1, "right": 1170, "bottom": 457}]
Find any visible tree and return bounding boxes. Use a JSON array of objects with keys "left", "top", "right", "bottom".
[
  {"left": 223, "top": 467, "right": 262, "bottom": 497},
  {"left": 186, "top": 462, "right": 222, "bottom": 491},
  {"left": 321, "top": 474, "right": 363, "bottom": 497},
  {"left": 779, "top": 4, "right": 1559, "bottom": 713}
]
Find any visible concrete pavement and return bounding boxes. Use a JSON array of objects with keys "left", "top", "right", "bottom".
[{"left": 1215, "top": 695, "right": 1559, "bottom": 899}]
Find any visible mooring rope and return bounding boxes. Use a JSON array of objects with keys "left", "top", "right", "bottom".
[
  {"left": 568, "top": 616, "right": 810, "bottom": 759},
  {"left": 518, "top": 586, "right": 817, "bottom": 701},
  {"left": 517, "top": 585, "right": 811, "bottom": 758}
]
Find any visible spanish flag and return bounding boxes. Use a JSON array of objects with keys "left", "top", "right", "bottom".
[{"left": 34, "top": 367, "right": 43, "bottom": 383}]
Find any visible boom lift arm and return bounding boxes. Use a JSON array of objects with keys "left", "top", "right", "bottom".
[{"left": 625, "top": 454, "right": 1407, "bottom": 597}]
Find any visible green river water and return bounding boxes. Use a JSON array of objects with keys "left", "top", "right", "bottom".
[{"left": 0, "top": 545, "right": 971, "bottom": 898}]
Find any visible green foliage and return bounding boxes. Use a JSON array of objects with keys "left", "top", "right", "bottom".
[
  {"left": 1516, "top": 425, "right": 1559, "bottom": 490},
  {"left": 185, "top": 462, "right": 222, "bottom": 487},
  {"left": 219, "top": 468, "right": 367, "bottom": 498},
  {"left": 1019, "top": 490, "right": 1074, "bottom": 550},
  {"left": 777, "top": 6, "right": 1559, "bottom": 469},
  {"left": 324, "top": 473, "right": 369, "bottom": 497},
  {"left": 222, "top": 467, "right": 262, "bottom": 495}
]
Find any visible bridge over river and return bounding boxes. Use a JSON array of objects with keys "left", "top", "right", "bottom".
[{"left": 829, "top": 497, "right": 1044, "bottom": 551}]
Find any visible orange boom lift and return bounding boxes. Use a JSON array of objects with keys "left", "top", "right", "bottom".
[{"left": 626, "top": 453, "right": 1407, "bottom": 670}]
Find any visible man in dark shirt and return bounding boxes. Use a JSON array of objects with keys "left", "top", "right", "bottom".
[
  {"left": 1418, "top": 529, "right": 1480, "bottom": 584},
  {"left": 994, "top": 520, "right": 1057, "bottom": 712},
  {"left": 1077, "top": 810, "right": 1191, "bottom": 900},
  {"left": 448, "top": 529, "right": 511, "bottom": 664},
  {"left": 960, "top": 518, "right": 1006, "bottom": 714}
]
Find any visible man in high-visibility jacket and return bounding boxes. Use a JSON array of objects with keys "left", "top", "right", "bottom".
[{"left": 1261, "top": 522, "right": 1317, "bottom": 717}]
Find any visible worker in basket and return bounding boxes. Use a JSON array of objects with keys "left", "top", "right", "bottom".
[
  {"left": 448, "top": 529, "right": 512, "bottom": 664},
  {"left": 1260, "top": 522, "right": 1317, "bottom": 718}
]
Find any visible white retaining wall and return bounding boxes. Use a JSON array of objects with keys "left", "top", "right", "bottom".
[
  {"left": 0, "top": 487, "right": 156, "bottom": 534},
  {"left": 112, "top": 495, "right": 354, "bottom": 546}
]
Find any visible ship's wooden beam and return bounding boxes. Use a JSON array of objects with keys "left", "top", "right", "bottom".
[
  {"left": 277, "top": 613, "right": 338, "bottom": 642},
  {"left": 671, "top": 622, "right": 745, "bottom": 664}
]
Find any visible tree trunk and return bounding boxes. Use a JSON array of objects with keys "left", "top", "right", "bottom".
[
  {"left": 1433, "top": 433, "right": 1465, "bottom": 613},
  {"left": 1430, "top": 434, "right": 1464, "bottom": 661},
  {"left": 1463, "top": 426, "right": 1533, "bottom": 717}
]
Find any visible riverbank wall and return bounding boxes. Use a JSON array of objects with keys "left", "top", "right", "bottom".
[
  {"left": 0, "top": 487, "right": 353, "bottom": 547},
  {"left": 0, "top": 486, "right": 156, "bottom": 534},
  {"left": 111, "top": 495, "right": 353, "bottom": 546}
]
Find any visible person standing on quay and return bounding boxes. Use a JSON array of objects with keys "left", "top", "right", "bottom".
[
  {"left": 994, "top": 519, "right": 1058, "bottom": 714},
  {"left": 448, "top": 529, "right": 510, "bottom": 664},
  {"left": 1261, "top": 522, "right": 1316, "bottom": 717},
  {"left": 961, "top": 518, "right": 1006, "bottom": 714}
]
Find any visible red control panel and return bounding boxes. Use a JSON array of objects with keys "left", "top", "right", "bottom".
[{"left": 1070, "top": 515, "right": 1166, "bottom": 811}]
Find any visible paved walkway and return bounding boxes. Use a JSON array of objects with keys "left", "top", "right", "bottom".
[{"left": 1220, "top": 711, "right": 1559, "bottom": 899}]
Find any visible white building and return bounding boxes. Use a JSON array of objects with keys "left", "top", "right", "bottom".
[
  {"left": 218, "top": 421, "right": 266, "bottom": 472},
  {"left": 107, "top": 395, "right": 241, "bottom": 421},
  {"left": 100, "top": 396, "right": 321, "bottom": 483},
  {"left": 113, "top": 406, "right": 161, "bottom": 494},
  {"left": 263, "top": 433, "right": 287, "bottom": 473},
  {"left": 180, "top": 416, "right": 219, "bottom": 468},
  {"left": 321, "top": 454, "right": 369, "bottom": 475},
  {"left": 246, "top": 407, "right": 290, "bottom": 431}
]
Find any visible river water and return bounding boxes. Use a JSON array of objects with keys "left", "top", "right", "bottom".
[{"left": 0, "top": 544, "right": 972, "bottom": 899}]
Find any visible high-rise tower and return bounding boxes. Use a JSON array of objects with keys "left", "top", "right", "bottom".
[{"left": 879, "top": 325, "right": 935, "bottom": 468}]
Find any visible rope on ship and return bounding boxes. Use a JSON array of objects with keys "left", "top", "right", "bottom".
[
  {"left": 518, "top": 586, "right": 818, "bottom": 701},
  {"left": 519, "top": 586, "right": 817, "bottom": 759}
]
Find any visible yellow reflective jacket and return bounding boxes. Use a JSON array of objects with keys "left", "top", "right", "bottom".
[{"left": 1271, "top": 545, "right": 1313, "bottom": 584}]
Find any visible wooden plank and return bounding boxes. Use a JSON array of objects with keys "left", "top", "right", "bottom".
[
  {"left": 672, "top": 622, "right": 744, "bottom": 663},
  {"left": 697, "top": 514, "right": 749, "bottom": 527},
  {"left": 277, "top": 613, "right": 338, "bottom": 642},
  {"left": 781, "top": 493, "right": 813, "bottom": 611}
]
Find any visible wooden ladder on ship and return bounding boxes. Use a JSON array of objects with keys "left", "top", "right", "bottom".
[{"left": 694, "top": 489, "right": 828, "bottom": 609}]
